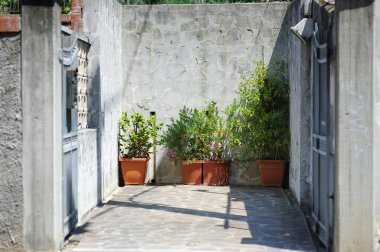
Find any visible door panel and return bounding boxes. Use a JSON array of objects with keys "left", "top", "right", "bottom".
[
  {"left": 61, "top": 30, "right": 79, "bottom": 238},
  {"left": 311, "top": 30, "right": 334, "bottom": 249}
]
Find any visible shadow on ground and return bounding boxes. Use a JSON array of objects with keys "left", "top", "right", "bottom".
[{"left": 66, "top": 186, "right": 317, "bottom": 252}]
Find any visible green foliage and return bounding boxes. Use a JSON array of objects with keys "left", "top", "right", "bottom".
[
  {"left": 161, "top": 105, "right": 208, "bottom": 161},
  {"left": 0, "top": 0, "right": 19, "bottom": 14},
  {"left": 62, "top": 0, "right": 71, "bottom": 14},
  {"left": 207, "top": 102, "right": 236, "bottom": 160},
  {"left": 118, "top": 112, "right": 162, "bottom": 158},
  {"left": 161, "top": 101, "right": 234, "bottom": 161},
  {"left": 226, "top": 61, "right": 289, "bottom": 161}
]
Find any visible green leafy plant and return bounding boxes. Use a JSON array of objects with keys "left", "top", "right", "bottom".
[
  {"left": 226, "top": 61, "right": 289, "bottom": 161},
  {"left": 118, "top": 112, "right": 162, "bottom": 158},
  {"left": 0, "top": 0, "right": 19, "bottom": 14},
  {"left": 162, "top": 101, "right": 235, "bottom": 162},
  {"left": 206, "top": 102, "right": 235, "bottom": 160},
  {"left": 161, "top": 106, "right": 207, "bottom": 161},
  {"left": 61, "top": 0, "right": 71, "bottom": 14}
]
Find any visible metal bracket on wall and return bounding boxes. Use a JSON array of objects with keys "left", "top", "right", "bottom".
[{"left": 312, "top": 24, "right": 328, "bottom": 64}]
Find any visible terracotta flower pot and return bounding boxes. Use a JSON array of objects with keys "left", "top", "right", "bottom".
[
  {"left": 257, "top": 160, "right": 286, "bottom": 187},
  {"left": 182, "top": 160, "right": 203, "bottom": 185},
  {"left": 119, "top": 157, "right": 148, "bottom": 185},
  {"left": 203, "top": 160, "right": 229, "bottom": 186}
]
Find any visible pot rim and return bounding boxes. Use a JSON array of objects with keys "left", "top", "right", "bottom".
[
  {"left": 203, "top": 159, "right": 229, "bottom": 164},
  {"left": 257, "top": 159, "right": 286, "bottom": 164},
  {"left": 119, "top": 157, "right": 150, "bottom": 161},
  {"left": 182, "top": 160, "right": 204, "bottom": 164}
]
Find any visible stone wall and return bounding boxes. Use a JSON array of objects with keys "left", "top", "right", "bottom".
[
  {"left": 77, "top": 129, "right": 98, "bottom": 221},
  {"left": 287, "top": 0, "right": 311, "bottom": 207},
  {"left": 288, "top": 0, "right": 302, "bottom": 202},
  {"left": 122, "top": 3, "right": 291, "bottom": 184},
  {"left": 374, "top": 1, "right": 380, "bottom": 251},
  {"left": 0, "top": 33, "right": 22, "bottom": 252},
  {"left": 82, "top": 0, "right": 123, "bottom": 199}
]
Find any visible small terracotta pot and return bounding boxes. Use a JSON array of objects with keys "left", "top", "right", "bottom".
[
  {"left": 203, "top": 160, "right": 229, "bottom": 186},
  {"left": 182, "top": 160, "right": 203, "bottom": 185},
  {"left": 119, "top": 157, "right": 148, "bottom": 185},
  {"left": 257, "top": 160, "right": 286, "bottom": 187}
]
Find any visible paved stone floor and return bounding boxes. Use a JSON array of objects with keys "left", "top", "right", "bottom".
[{"left": 65, "top": 186, "right": 317, "bottom": 252}]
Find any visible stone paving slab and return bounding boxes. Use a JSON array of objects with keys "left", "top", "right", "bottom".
[{"left": 64, "top": 186, "right": 317, "bottom": 252}]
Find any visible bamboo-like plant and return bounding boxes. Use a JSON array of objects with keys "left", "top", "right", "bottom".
[{"left": 226, "top": 61, "right": 290, "bottom": 161}]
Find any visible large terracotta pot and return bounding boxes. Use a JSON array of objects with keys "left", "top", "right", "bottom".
[
  {"left": 182, "top": 160, "right": 203, "bottom": 185},
  {"left": 119, "top": 157, "right": 148, "bottom": 185},
  {"left": 257, "top": 160, "right": 286, "bottom": 187},
  {"left": 203, "top": 160, "right": 229, "bottom": 186}
]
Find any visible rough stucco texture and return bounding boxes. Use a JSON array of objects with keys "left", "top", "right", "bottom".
[
  {"left": 122, "top": 3, "right": 290, "bottom": 184},
  {"left": 77, "top": 129, "right": 98, "bottom": 221},
  {"left": 83, "top": 0, "right": 123, "bottom": 199},
  {"left": 374, "top": 1, "right": 380, "bottom": 251},
  {"left": 98, "top": 0, "right": 123, "bottom": 198},
  {"left": 288, "top": 0, "right": 311, "bottom": 206},
  {"left": 0, "top": 33, "right": 23, "bottom": 251}
]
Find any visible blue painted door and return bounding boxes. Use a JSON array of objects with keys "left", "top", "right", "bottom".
[
  {"left": 61, "top": 30, "right": 79, "bottom": 238},
  {"left": 311, "top": 28, "right": 334, "bottom": 250}
]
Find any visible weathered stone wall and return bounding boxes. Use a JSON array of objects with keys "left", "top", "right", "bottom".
[
  {"left": 0, "top": 33, "right": 23, "bottom": 252},
  {"left": 83, "top": 0, "right": 123, "bottom": 199},
  {"left": 374, "top": 1, "right": 380, "bottom": 251},
  {"left": 288, "top": 0, "right": 302, "bottom": 202},
  {"left": 77, "top": 129, "right": 98, "bottom": 221},
  {"left": 288, "top": 0, "right": 311, "bottom": 207},
  {"left": 122, "top": 3, "right": 291, "bottom": 184}
]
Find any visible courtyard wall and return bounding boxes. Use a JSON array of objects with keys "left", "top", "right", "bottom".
[
  {"left": 82, "top": 0, "right": 123, "bottom": 200},
  {"left": 287, "top": 0, "right": 312, "bottom": 208},
  {"left": 121, "top": 3, "right": 291, "bottom": 184}
]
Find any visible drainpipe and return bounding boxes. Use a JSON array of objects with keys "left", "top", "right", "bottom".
[{"left": 71, "top": 0, "right": 82, "bottom": 32}]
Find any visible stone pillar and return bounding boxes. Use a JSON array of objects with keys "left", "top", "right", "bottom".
[
  {"left": 335, "top": 1, "right": 375, "bottom": 251},
  {"left": 22, "top": 1, "right": 63, "bottom": 251}
]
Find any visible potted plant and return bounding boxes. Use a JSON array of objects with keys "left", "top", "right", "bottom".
[
  {"left": 161, "top": 106, "right": 209, "bottom": 185},
  {"left": 202, "top": 102, "right": 232, "bottom": 186},
  {"left": 162, "top": 102, "right": 233, "bottom": 186},
  {"left": 228, "top": 61, "right": 289, "bottom": 186},
  {"left": 118, "top": 112, "right": 161, "bottom": 185}
]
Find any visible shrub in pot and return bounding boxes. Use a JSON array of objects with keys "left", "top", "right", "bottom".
[
  {"left": 203, "top": 102, "right": 233, "bottom": 186},
  {"left": 161, "top": 106, "right": 210, "bottom": 184},
  {"left": 227, "top": 61, "right": 289, "bottom": 186},
  {"left": 162, "top": 102, "right": 233, "bottom": 185},
  {"left": 118, "top": 112, "right": 162, "bottom": 185}
]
